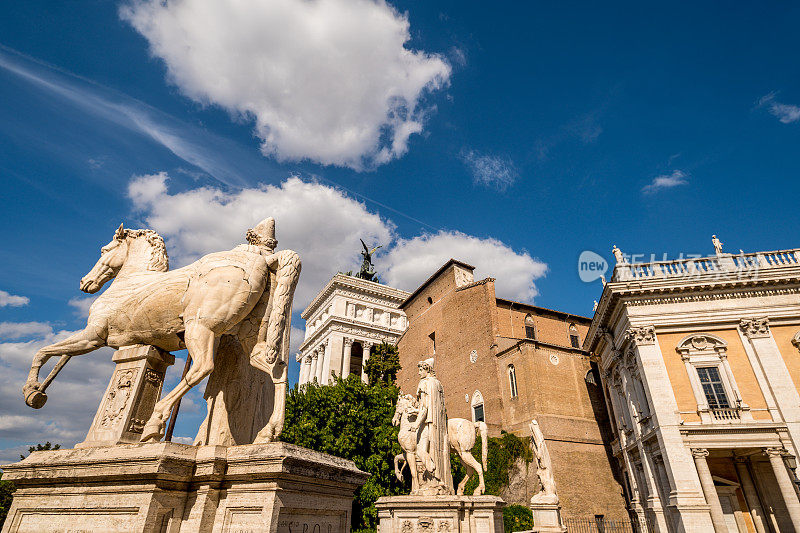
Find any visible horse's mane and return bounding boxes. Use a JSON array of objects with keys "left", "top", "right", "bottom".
[{"left": 123, "top": 229, "right": 169, "bottom": 272}]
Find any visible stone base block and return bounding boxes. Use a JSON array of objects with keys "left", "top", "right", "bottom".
[
  {"left": 1, "top": 441, "right": 367, "bottom": 533},
  {"left": 375, "top": 495, "right": 505, "bottom": 533},
  {"left": 529, "top": 501, "right": 566, "bottom": 533}
]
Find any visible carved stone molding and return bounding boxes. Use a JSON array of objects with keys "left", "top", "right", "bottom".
[
  {"left": 739, "top": 318, "right": 771, "bottom": 339},
  {"left": 691, "top": 448, "right": 709, "bottom": 459},
  {"left": 764, "top": 447, "right": 786, "bottom": 458},
  {"left": 295, "top": 353, "right": 303, "bottom": 362},
  {"left": 676, "top": 334, "right": 728, "bottom": 360},
  {"left": 625, "top": 326, "right": 656, "bottom": 346}
]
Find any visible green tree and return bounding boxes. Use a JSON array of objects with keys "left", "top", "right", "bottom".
[
  {"left": 503, "top": 504, "right": 534, "bottom": 532},
  {"left": 281, "top": 343, "right": 403, "bottom": 533},
  {"left": 19, "top": 441, "right": 60, "bottom": 461}
]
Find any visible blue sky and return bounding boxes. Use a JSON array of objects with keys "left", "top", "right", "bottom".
[{"left": 2, "top": 0, "right": 800, "bottom": 459}]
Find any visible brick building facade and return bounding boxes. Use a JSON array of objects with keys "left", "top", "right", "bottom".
[{"left": 395, "top": 259, "right": 629, "bottom": 520}]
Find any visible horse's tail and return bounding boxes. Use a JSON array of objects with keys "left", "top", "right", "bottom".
[
  {"left": 251, "top": 249, "right": 301, "bottom": 378},
  {"left": 476, "top": 421, "right": 488, "bottom": 471}
]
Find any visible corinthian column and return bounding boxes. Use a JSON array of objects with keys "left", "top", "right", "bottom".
[
  {"left": 734, "top": 457, "right": 767, "bottom": 533},
  {"left": 309, "top": 351, "right": 319, "bottom": 383},
  {"left": 315, "top": 346, "right": 325, "bottom": 383},
  {"left": 296, "top": 353, "right": 308, "bottom": 385},
  {"left": 765, "top": 448, "right": 800, "bottom": 531},
  {"left": 691, "top": 449, "right": 727, "bottom": 533},
  {"left": 361, "top": 341, "right": 373, "bottom": 383},
  {"left": 342, "top": 338, "right": 353, "bottom": 378}
]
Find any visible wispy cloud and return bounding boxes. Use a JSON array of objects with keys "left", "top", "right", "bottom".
[
  {"left": 0, "top": 321, "right": 53, "bottom": 340},
  {"left": 68, "top": 296, "right": 97, "bottom": 319},
  {"left": 759, "top": 92, "right": 800, "bottom": 124},
  {"left": 0, "top": 290, "right": 29, "bottom": 307},
  {"left": 642, "top": 169, "right": 688, "bottom": 194},
  {"left": 460, "top": 149, "right": 518, "bottom": 191},
  {"left": 0, "top": 45, "right": 273, "bottom": 187}
]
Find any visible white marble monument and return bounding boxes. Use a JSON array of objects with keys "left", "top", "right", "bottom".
[
  {"left": 3, "top": 218, "right": 367, "bottom": 533},
  {"left": 298, "top": 273, "right": 409, "bottom": 385},
  {"left": 376, "top": 358, "right": 504, "bottom": 533}
]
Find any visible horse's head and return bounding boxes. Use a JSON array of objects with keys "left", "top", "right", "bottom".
[
  {"left": 80, "top": 223, "right": 130, "bottom": 293},
  {"left": 392, "top": 393, "right": 417, "bottom": 426}
]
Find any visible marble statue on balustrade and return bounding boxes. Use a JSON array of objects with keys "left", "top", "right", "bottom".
[
  {"left": 612, "top": 244, "right": 625, "bottom": 264},
  {"left": 22, "top": 216, "right": 301, "bottom": 445},
  {"left": 712, "top": 234, "right": 724, "bottom": 255}
]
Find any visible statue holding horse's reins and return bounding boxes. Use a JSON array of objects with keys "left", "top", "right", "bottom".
[
  {"left": 392, "top": 391, "right": 488, "bottom": 496},
  {"left": 22, "top": 217, "right": 300, "bottom": 444}
]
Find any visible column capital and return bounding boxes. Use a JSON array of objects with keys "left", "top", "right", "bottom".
[
  {"left": 295, "top": 353, "right": 303, "bottom": 362},
  {"left": 312, "top": 350, "right": 319, "bottom": 360},
  {"left": 765, "top": 447, "right": 786, "bottom": 458},
  {"left": 343, "top": 337, "right": 354, "bottom": 347},
  {"left": 691, "top": 448, "right": 709, "bottom": 459},
  {"left": 625, "top": 326, "right": 656, "bottom": 346},
  {"left": 739, "top": 317, "right": 771, "bottom": 339}
]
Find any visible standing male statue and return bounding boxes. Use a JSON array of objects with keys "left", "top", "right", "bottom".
[
  {"left": 530, "top": 419, "right": 558, "bottom": 504},
  {"left": 410, "top": 358, "right": 454, "bottom": 495}
]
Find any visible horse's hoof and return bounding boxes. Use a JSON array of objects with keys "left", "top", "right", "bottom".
[
  {"left": 23, "top": 383, "right": 47, "bottom": 409},
  {"left": 253, "top": 424, "right": 275, "bottom": 444},
  {"left": 140, "top": 416, "right": 165, "bottom": 443},
  {"left": 473, "top": 487, "right": 485, "bottom": 496}
]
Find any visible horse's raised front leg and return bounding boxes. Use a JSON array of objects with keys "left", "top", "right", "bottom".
[
  {"left": 254, "top": 381, "right": 286, "bottom": 443},
  {"left": 24, "top": 326, "right": 105, "bottom": 403},
  {"left": 141, "top": 322, "right": 217, "bottom": 443}
]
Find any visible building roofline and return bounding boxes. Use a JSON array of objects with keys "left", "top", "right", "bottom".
[
  {"left": 302, "top": 273, "right": 410, "bottom": 319},
  {"left": 399, "top": 258, "right": 476, "bottom": 310},
  {"left": 495, "top": 297, "right": 592, "bottom": 323}
]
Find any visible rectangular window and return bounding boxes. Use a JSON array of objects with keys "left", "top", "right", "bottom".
[
  {"left": 570, "top": 334, "right": 580, "bottom": 348},
  {"left": 697, "top": 366, "right": 730, "bottom": 409},
  {"left": 525, "top": 326, "right": 536, "bottom": 339},
  {"left": 473, "top": 404, "right": 485, "bottom": 422}
]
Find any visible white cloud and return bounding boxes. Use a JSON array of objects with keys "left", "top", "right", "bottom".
[
  {"left": 121, "top": 0, "right": 451, "bottom": 170},
  {"left": 759, "top": 92, "right": 800, "bottom": 124},
  {"left": 68, "top": 296, "right": 97, "bottom": 319},
  {"left": 0, "top": 322, "right": 53, "bottom": 340},
  {"left": 642, "top": 169, "right": 688, "bottom": 194},
  {"left": 383, "top": 230, "right": 547, "bottom": 302},
  {"left": 128, "top": 173, "right": 394, "bottom": 310},
  {"left": 0, "top": 328, "right": 115, "bottom": 454},
  {"left": 0, "top": 290, "right": 29, "bottom": 307},
  {"left": 460, "top": 150, "right": 518, "bottom": 191}
]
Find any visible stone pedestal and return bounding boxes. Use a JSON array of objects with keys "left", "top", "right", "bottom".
[
  {"left": 529, "top": 501, "right": 566, "bottom": 533},
  {"left": 1, "top": 441, "right": 367, "bottom": 533},
  {"left": 77, "top": 345, "right": 174, "bottom": 448},
  {"left": 375, "top": 495, "right": 505, "bottom": 533}
]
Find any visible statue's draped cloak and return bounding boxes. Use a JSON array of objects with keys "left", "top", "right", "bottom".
[{"left": 417, "top": 375, "right": 454, "bottom": 494}]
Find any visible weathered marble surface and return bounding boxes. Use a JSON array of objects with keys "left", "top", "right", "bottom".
[
  {"left": 1, "top": 442, "right": 367, "bottom": 533},
  {"left": 375, "top": 495, "right": 505, "bottom": 533}
]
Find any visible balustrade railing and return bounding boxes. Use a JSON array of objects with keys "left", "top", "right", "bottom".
[
  {"left": 711, "top": 407, "right": 741, "bottom": 422},
  {"left": 611, "top": 249, "right": 800, "bottom": 282}
]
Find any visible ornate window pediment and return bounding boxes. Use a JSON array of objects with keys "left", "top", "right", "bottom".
[{"left": 676, "top": 334, "right": 728, "bottom": 359}]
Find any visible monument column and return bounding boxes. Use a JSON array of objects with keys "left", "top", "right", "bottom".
[
  {"left": 765, "top": 448, "right": 800, "bottom": 530},
  {"left": 342, "top": 338, "right": 353, "bottom": 378},
  {"left": 320, "top": 339, "right": 331, "bottom": 385},
  {"left": 691, "top": 449, "right": 727, "bottom": 533},
  {"left": 297, "top": 353, "right": 308, "bottom": 385},
  {"left": 734, "top": 457, "right": 768, "bottom": 533},
  {"left": 361, "top": 341, "right": 373, "bottom": 383},
  {"left": 309, "top": 351, "right": 319, "bottom": 383},
  {"left": 315, "top": 345, "right": 325, "bottom": 383}
]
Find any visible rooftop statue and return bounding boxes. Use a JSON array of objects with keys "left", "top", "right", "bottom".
[
  {"left": 356, "top": 238, "right": 382, "bottom": 282},
  {"left": 22, "top": 217, "right": 300, "bottom": 444},
  {"left": 712, "top": 234, "right": 724, "bottom": 255}
]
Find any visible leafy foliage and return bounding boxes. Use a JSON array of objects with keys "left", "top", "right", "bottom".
[
  {"left": 281, "top": 343, "right": 403, "bottom": 532},
  {"left": 451, "top": 431, "right": 533, "bottom": 496},
  {"left": 0, "top": 480, "right": 14, "bottom": 529},
  {"left": 503, "top": 504, "right": 534, "bottom": 532}
]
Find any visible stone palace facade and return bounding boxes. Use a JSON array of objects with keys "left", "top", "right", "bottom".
[
  {"left": 297, "top": 273, "right": 409, "bottom": 385},
  {"left": 586, "top": 245, "right": 800, "bottom": 533}
]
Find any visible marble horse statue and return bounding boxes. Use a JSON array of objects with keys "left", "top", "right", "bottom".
[
  {"left": 393, "top": 392, "right": 489, "bottom": 496},
  {"left": 22, "top": 217, "right": 300, "bottom": 444}
]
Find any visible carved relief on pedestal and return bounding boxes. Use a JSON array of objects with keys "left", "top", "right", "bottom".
[
  {"left": 99, "top": 369, "right": 137, "bottom": 428},
  {"left": 739, "top": 317, "right": 771, "bottom": 339}
]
